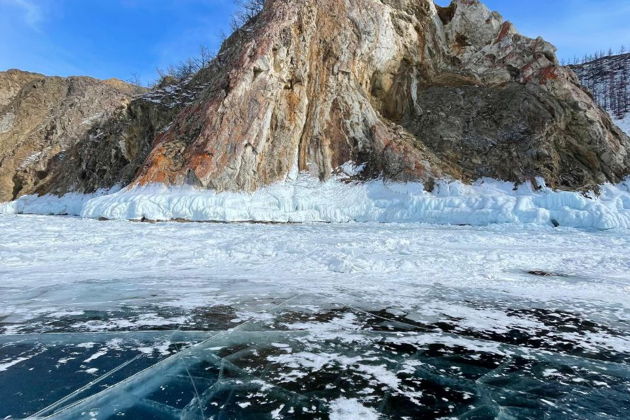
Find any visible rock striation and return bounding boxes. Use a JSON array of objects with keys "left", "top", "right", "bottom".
[{"left": 2, "top": 0, "right": 630, "bottom": 200}]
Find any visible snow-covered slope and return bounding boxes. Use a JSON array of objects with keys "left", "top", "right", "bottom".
[
  {"left": 2, "top": 175, "right": 630, "bottom": 229},
  {"left": 615, "top": 114, "right": 630, "bottom": 135},
  {"left": 571, "top": 53, "right": 629, "bottom": 134}
]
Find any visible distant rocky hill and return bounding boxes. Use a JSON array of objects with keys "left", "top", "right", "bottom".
[
  {"left": 1, "top": 0, "right": 629, "bottom": 202},
  {"left": 570, "top": 53, "right": 630, "bottom": 133},
  {"left": 0, "top": 70, "right": 144, "bottom": 201}
]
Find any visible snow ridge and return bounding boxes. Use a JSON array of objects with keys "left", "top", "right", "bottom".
[{"left": 2, "top": 175, "right": 630, "bottom": 229}]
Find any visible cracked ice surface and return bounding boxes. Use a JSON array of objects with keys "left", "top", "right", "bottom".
[{"left": 0, "top": 215, "right": 629, "bottom": 418}]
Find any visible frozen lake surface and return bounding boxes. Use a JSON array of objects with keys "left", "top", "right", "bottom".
[{"left": 0, "top": 215, "right": 629, "bottom": 418}]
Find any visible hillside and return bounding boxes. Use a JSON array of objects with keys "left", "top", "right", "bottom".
[
  {"left": 0, "top": 70, "right": 144, "bottom": 201},
  {"left": 570, "top": 53, "right": 630, "bottom": 133}
]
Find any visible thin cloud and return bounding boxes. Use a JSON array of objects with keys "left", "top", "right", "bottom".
[{"left": 3, "top": 0, "right": 44, "bottom": 29}]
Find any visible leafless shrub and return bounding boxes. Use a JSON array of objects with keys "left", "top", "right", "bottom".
[
  {"left": 151, "top": 0, "right": 266, "bottom": 87},
  {"left": 153, "top": 45, "right": 217, "bottom": 88},
  {"left": 231, "top": 0, "right": 266, "bottom": 31}
]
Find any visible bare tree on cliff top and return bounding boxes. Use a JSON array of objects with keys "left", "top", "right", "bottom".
[{"left": 232, "top": 0, "right": 266, "bottom": 30}]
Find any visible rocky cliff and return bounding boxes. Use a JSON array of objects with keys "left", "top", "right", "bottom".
[
  {"left": 0, "top": 70, "right": 143, "bottom": 201},
  {"left": 2, "top": 0, "right": 630, "bottom": 200}
]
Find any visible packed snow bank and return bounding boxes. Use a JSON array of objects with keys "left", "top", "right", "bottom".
[
  {"left": 2, "top": 175, "right": 630, "bottom": 229},
  {"left": 0, "top": 187, "right": 119, "bottom": 217}
]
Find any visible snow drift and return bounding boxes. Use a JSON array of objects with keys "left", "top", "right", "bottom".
[{"left": 2, "top": 175, "right": 630, "bottom": 229}]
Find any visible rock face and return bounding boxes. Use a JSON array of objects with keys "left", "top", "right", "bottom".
[
  {"left": 3, "top": 0, "right": 630, "bottom": 200},
  {"left": 0, "top": 70, "right": 143, "bottom": 201},
  {"left": 130, "top": 0, "right": 630, "bottom": 191}
]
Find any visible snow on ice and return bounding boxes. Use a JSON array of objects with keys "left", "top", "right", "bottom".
[
  {"left": 1, "top": 169, "right": 630, "bottom": 418},
  {"left": 0, "top": 212, "right": 629, "bottom": 418}
]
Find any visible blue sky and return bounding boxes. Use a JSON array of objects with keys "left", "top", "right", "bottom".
[{"left": 1, "top": 0, "right": 629, "bottom": 86}]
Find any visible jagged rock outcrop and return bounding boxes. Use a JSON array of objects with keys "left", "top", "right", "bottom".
[
  {"left": 0, "top": 70, "right": 143, "bottom": 201},
  {"left": 3, "top": 0, "right": 630, "bottom": 200},
  {"left": 130, "top": 0, "right": 630, "bottom": 191}
]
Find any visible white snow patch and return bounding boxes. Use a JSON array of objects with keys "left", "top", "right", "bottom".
[
  {"left": 76, "top": 342, "right": 97, "bottom": 349},
  {"left": 137, "top": 341, "right": 172, "bottom": 356},
  {"left": 19, "top": 151, "right": 43, "bottom": 170},
  {"left": 614, "top": 114, "right": 630, "bottom": 135},
  {"left": 338, "top": 161, "right": 366, "bottom": 177},
  {"left": 46, "top": 310, "right": 85, "bottom": 318},
  {"left": 0, "top": 356, "right": 32, "bottom": 372},
  {"left": 83, "top": 350, "right": 108, "bottom": 363},
  {"left": 2, "top": 174, "right": 630, "bottom": 229},
  {"left": 329, "top": 398, "right": 379, "bottom": 420},
  {"left": 543, "top": 369, "right": 561, "bottom": 377},
  {"left": 81, "top": 112, "right": 104, "bottom": 126},
  {"left": 0, "top": 112, "right": 15, "bottom": 134}
]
